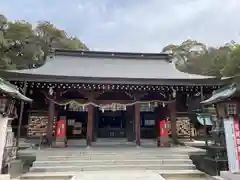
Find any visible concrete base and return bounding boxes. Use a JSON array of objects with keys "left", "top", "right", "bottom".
[
  {"left": 0, "top": 174, "right": 10, "bottom": 180},
  {"left": 8, "top": 159, "right": 23, "bottom": 178},
  {"left": 21, "top": 171, "right": 165, "bottom": 180},
  {"left": 221, "top": 171, "right": 240, "bottom": 180},
  {"left": 52, "top": 141, "right": 66, "bottom": 148}
]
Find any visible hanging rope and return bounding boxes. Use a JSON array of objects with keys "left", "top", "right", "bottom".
[{"left": 44, "top": 93, "right": 175, "bottom": 109}]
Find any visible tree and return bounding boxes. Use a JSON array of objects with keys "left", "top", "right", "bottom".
[
  {"left": 0, "top": 14, "right": 13, "bottom": 69},
  {"left": 58, "top": 36, "right": 88, "bottom": 50},
  {"left": 5, "top": 21, "right": 44, "bottom": 69},
  {"left": 35, "top": 21, "right": 88, "bottom": 59},
  {"left": 221, "top": 45, "right": 240, "bottom": 76},
  {"left": 162, "top": 40, "right": 236, "bottom": 77},
  {"left": 0, "top": 15, "right": 88, "bottom": 70},
  {"left": 162, "top": 40, "right": 207, "bottom": 64}
]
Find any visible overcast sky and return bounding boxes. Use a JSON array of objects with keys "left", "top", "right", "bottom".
[{"left": 1, "top": 0, "right": 240, "bottom": 52}]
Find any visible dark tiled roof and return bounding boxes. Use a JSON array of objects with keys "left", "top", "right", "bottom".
[{"left": 7, "top": 49, "right": 214, "bottom": 80}]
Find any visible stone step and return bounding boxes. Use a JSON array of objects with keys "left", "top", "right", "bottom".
[
  {"left": 34, "top": 149, "right": 194, "bottom": 155},
  {"left": 20, "top": 170, "right": 206, "bottom": 180},
  {"left": 33, "top": 159, "right": 193, "bottom": 167},
  {"left": 30, "top": 164, "right": 196, "bottom": 172},
  {"left": 20, "top": 175, "right": 72, "bottom": 180},
  {"left": 36, "top": 151, "right": 190, "bottom": 155},
  {"left": 35, "top": 152, "right": 189, "bottom": 157},
  {"left": 162, "top": 173, "right": 207, "bottom": 180},
  {"left": 21, "top": 169, "right": 206, "bottom": 176},
  {"left": 37, "top": 154, "right": 190, "bottom": 161}
]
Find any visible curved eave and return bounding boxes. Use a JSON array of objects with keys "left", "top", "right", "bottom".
[
  {"left": 201, "top": 86, "right": 237, "bottom": 105},
  {"left": 196, "top": 114, "right": 213, "bottom": 126},
  {"left": 0, "top": 77, "right": 32, "bottom": 102},
  {"left": 0, "top": 70, "right": 223, "bottom": 86}
]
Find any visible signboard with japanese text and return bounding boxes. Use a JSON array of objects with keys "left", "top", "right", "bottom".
[
  {"left": 56, "top": 119, "right": 66, "bottom": 139},
  {"left": 233, "top": 118, "right": 240, "bottom": 168},
  {"left": 159, "top": 119, "right": 168, "bottom": 137},
  {"left": 224, "top": 117, "right": 240, "bottom": 173},
  {"left": 159, "top": 119, "right": 169, "bottom": 147}
]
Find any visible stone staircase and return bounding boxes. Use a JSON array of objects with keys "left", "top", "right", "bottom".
[{"left": 28, "top": 147, "right": 204, "bottom": 174}]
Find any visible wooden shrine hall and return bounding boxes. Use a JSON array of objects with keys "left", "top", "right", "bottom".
[{"left": 0, "top": 49, "right": 224, "bottom": 147}]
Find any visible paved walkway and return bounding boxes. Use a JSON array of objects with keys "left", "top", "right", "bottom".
[
  {"left": 20, "top": 171, "right": 165, "bottom": 180},
  {"left": 221, "top": 171, "right": 240, "bottom": 180}
]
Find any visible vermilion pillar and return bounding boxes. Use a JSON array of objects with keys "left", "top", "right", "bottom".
[
  {"left": 135, "top": 103, "right": 141, "bottom": 146},
  {"left": 87, "top": 104, "right": 94, "bottom": 147}
]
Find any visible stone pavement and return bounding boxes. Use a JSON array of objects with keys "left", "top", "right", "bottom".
[
  {"left": 18, "top": 169, "right": 210, "bottom": 180},
  {"left": 19, "top": 170, "right": 165, "bottom": 180},
  {"left": 0, "top": 174, "right": 10, "bottom": 180},
  {"left": 71, "top": 171, "right": 165, "bottom": 180},
  {"left": 220, "top": 171, "right": 240, "bottom": 180}
]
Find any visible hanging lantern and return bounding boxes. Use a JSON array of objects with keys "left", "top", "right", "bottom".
[
  {"left": 101, "top": 108, "right": 104, "bottom": 113},
  {"left": 172, "top": 89, "right": 176, "bottom": 98},
  {"left": 112, "top": 104, "right": 116, "bottom": 112},
  {"left": 162, "top": 102, "right": 165, "bottom": 107},
  {"left": 148, "top": 102, "right": 151, "bottom": 108},
  {"left": 154, "top": 101, "right": 158, "bottom": 107},
  {"left": 49, "top": 87, "right": 54, "bottom": 96}
]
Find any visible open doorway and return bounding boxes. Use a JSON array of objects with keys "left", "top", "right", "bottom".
[
  {"left": 66, "top": 111, "right": 87, "bottom": 139},
  {"left": 98, "top": 110, "right": 126, "bottom": 138}
]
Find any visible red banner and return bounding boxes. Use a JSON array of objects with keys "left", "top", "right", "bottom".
[
  {"left": 159, "top": 119, "right": 168, "bottom": 137},
  {"left": 56, "top": 119, "right": 66, "bottom": 139},
  {"left": 233, "top": 118, "right": 240, "bottom": 168}
]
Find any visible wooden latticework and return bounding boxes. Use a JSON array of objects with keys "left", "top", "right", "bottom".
[
  {"left": 27, "top": 114, "right": 56, "bottom": 137},
  {"left": 2, "top": 126, "right": 17, "bottom": 168},
  {"left": 168, "top": 116, "right": 197, "bottom": 138}
]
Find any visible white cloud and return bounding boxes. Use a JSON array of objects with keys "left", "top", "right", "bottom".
[
  {"left": 78, "top": 0, "right": 240, "bottom": 52},
  {"left": 1, "top": 0, "right": 240, "bottom": 52}
]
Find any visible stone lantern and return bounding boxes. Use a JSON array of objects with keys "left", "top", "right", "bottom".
[{"left": 0, "top": 78, "right": 32, "bottom": 180}]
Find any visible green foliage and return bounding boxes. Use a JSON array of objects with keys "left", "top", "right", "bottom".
[
  {"left": 0, "top": 14, "right": 88, "bottom": 70},
  {"left": 221, "top": 45, "right": 240, "bottom": 76},
  {"left": 163, "top": 40, "right": 240, "bottom": 77}
]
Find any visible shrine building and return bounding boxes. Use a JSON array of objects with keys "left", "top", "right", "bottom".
[{"left": 0, "top": 49, "right": 224, "bottom": 147}]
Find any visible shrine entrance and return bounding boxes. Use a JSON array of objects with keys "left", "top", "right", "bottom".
[
  {"left": 66, "top": 111, "right": 87, "bottom": 139},
  {"left": 98, "top": 110, "right": 126, "bottom": 138},
  {"left": 94, "top": 91, "right": 134, "bottom": 141}
]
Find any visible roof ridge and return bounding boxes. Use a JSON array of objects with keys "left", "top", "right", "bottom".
[{"left": 54, "top": 48, "right": 172, "bottom": 61}]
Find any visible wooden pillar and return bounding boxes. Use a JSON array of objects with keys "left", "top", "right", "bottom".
[
  {"left": 216, "top": 103, "right": 226, "bottom": 119},
  {"left": 16, "top": 81, "right": 27, "bottom": 148},
  {"left": 81, "top": 90, "right": 102, "bottom": 146},
  {"left": 92, "top": 107, "right": 99, "bottom": 142},
  {"left": 47, "top": 97, "right": 55, "bottom": 145},
  {"left": 169, "top": 102, "right": 177, "bottom": 143},
  {"left": 200, "top": 86, "right": 208, "bottom": 146},
  {"left": 126, "top": 106, "right": 135, "bottom": 141},
  {"left": 135, "top": 103, "right": 141, "bottom": 146},
  {"left": 87, "top": 104, "right": 93, "bottom": 147}
]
